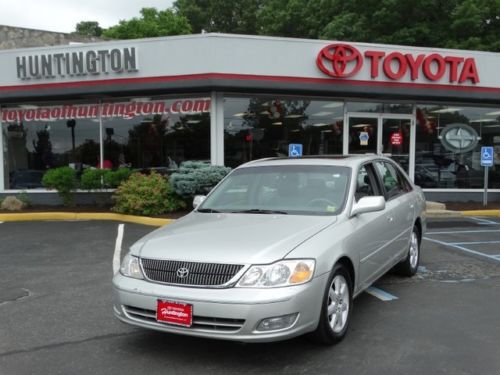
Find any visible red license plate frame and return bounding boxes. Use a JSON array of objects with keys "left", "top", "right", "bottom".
[{"left": 156, "top": 300, "right": 193, "bottom": 327}]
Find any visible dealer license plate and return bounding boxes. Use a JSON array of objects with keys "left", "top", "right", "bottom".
[{"left": 156, "top": 300, "right": 193, "bottom": 327}]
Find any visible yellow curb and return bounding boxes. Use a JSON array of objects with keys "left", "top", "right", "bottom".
[
  {"left": 461, "top": 210, "right": 500, "bottom": 217},
  {"left": 0, "top": 212, "right": 173, "bottom": 227}
]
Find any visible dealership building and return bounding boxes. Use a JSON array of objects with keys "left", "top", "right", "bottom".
[{"left": 1, "top": 33, "right": 499, "bottom": 202}]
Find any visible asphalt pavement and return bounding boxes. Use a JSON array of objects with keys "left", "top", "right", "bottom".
[{"left": 1, "top": 219, "right": 499, "bottom": 375}]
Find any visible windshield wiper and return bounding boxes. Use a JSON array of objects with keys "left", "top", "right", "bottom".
[
  {"left": 197, "top": 208, "right": 221, "bottom": 213},
  {"left": 231, "top": 209, "right": 288, "bottom": 215}
]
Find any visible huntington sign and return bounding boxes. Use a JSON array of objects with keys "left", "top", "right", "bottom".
[{"left": 16, "top": 47, "right": 138, "bottom": 80}]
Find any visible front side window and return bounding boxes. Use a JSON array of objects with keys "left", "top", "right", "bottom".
[
  {"left": 355, "top": 165, "right": 378, "bottom": 201},
  {"left": 199, "top": 165, "right": 351, "bottom": 215},
  {"left": 375, "top": 161, "right": 406, "bottom": 199}
]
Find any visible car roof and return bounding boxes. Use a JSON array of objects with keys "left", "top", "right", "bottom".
[{"left": 238, "top": 155, "right": 391, "bottom": 168}]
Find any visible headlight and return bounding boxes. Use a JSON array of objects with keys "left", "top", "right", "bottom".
[
  {"left": 120, "top": 254, "right": 144, "bottom": 279},
  {"left": 236, "top": 259, "right": 315, "bottom": 288}
]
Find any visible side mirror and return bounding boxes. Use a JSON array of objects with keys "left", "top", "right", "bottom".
[
  {"left": 350, "top": 196, "right": 385, "bottom": 217},
  {"left": 193, "top": 195, "right": 206, "bottom": 209}
]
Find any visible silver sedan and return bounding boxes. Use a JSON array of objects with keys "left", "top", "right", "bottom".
[{"left": 113, "top": 155, "right": 426, "bottom": 345}]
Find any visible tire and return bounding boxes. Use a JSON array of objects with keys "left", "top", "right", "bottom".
[
  {"left": 309, "top": 263, "right": 353, "bottom": 345},
  {"left": 395, "top": 225, "right": 420, "bottom": 277}
]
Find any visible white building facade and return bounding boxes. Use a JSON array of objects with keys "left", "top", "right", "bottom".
[{"left": 1, "top": 33, "right": 500, "bottom": 201}]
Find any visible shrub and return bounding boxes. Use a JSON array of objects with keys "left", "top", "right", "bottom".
[
  {"left": 42, "top": 167, "right": 78, "bottom": 206},
  {"left": 112, "top": 171, "right": 186, "bottom": 215},
  {"left": 80, "top": 168, "right": 105, "bottom": 190},
  {"left": 170, "top": 162, "right": 231, "bottom": 197},
  {"left": 104, "top": 168, "right": 131, "bottom": 188},
  {"left": 81, "top": 168, "right": 131, "bottom": 190},
  {"left": 1, "top": 196, "right": 25, "bottom": 211}
]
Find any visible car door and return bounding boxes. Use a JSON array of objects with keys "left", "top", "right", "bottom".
[
  {"left": 347, "top": 163, "right": 393, "bottom": 289},
  {"left": 373, "top": 160, "right": 415, "bottom": 270}
]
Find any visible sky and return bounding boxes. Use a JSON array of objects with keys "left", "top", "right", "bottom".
[{"left": 0, "top": 0, "right": 175, "bottom": 33}]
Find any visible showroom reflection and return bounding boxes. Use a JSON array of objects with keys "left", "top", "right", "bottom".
[
  {"left": 224, "top": 96, "right": 344, "bottom": 167},
  {"left": 415, "top": 105, "right": 500, "bottom": 188}
]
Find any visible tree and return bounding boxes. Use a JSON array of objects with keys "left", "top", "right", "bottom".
[
  {"left": 75, "top": 21, "right": 103, "bottom": 37},
  {"left": 102, "top": 7, "right": 191, "bottom": 39},
  {"left": 174, "top": 0, "right": 263, "bottom": 34}
]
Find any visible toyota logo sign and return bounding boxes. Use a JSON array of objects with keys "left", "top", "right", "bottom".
[
  {"left": 176, "top": 267, "right": 190, "bottom": 279},
  {"left": 316, "top": 43, "right": 363, "bottom": 78}
]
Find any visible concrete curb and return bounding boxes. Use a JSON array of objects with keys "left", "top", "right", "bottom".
[
  {"left": 0, "top": 212, "right": 173, "bottom": 227},
  {"left": 460, "top": 210, "right": 500, "bottom": 217}
]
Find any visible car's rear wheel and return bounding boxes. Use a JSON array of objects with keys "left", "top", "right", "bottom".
[
  {"left": 309, "top": 263, "right": 352, "bottom": 345},
  {"left": 395, "top": 225, "right": 420, "bottom": 277}
]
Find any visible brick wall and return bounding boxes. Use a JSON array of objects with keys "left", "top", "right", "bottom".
[{"left": 0, "top": 25, "right": 103, "bottom": 50}]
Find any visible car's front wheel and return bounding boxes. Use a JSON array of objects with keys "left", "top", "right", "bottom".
[
  {"left": 395, "top": 225, "right": 420, "bottom": 277},
  {"left": 309, "top": 263, "right": 352, "bottom": 345}
]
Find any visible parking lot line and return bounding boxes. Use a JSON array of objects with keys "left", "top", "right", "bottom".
[
  {"left": 426, "top": 229, "right": 500, "bottom": 235},
  {"left": 366, "top": 286, "right": 398, "bottom": 301},
  {"left": 449, "top": 240, "right": 500, "bottom": 245},
  {"left": 468, "top": 217, "right": 500, "bottom": 225},
  {"left": 423, "top": 236, "right": 500, "bottom": 263},
  {"left": 112, "top": 224, "right": 125, "bottom": 274}
]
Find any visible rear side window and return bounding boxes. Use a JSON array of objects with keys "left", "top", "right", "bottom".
[{"left": 374, "top": 161, "right": 408, "bottom": 199}]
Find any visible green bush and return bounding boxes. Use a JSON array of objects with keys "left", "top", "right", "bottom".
[
  {"left": 80, "top": 168, "right": 131, "bottom": 190},
  {"left": 170, "top": 161, "right": 231, "bottom": 197},
  {"left": 112, "top": 171, "right": 186, "bottom": 215},
  {"left": 80, "top": 168, "right": 105, "bottom": 190},
  {"left": 104, "top": 167, "right": 131, "bottom": 188},
  {"left": 42, "top": 167, "right": 78, "bottom": 206}
]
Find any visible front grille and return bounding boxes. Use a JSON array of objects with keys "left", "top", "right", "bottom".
[
  {"left": 123, "top": 305, "right": 245, "bottom": 332},
  {"left": 140, "top": 258, "right": 244, "bottom": 287}
]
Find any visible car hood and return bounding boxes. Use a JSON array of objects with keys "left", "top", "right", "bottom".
[{"left": 137, "top": 212, "right": 336, "bottom": 264}]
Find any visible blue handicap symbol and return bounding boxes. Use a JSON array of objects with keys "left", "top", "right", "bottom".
[{"left": 289, "top": 144, "right": 303, "bottom": 157}]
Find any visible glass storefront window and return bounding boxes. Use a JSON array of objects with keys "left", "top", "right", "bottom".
[
  {"left": 224, "top": 96, "right": 344, "bottom": 168},
  {"left": 415, "top": 104, "right": 500, "bottom": 189},
  {"left": 346, "top": 102, "right": 413, "bottom": 114},
  {"left": 1, "top": 96, "right": 211, "bottom": 189},
  {"left": 101, "top": 97, "right": 211, "bottom": 172},
  {"left": 2, "top": 101, "right": 100, "bottom": 189}
]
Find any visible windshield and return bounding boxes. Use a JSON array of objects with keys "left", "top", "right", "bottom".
[{"left": 198, "top": 165, "right": 350, "bottom": 215}]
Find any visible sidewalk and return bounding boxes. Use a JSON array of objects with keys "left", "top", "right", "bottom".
[{"left": 426, "top": 201, "right": 500, "bottom": 218}]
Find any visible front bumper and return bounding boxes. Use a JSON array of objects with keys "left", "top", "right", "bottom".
[{"left": 112, "top": 272, "right": 328, "bottom": 342}]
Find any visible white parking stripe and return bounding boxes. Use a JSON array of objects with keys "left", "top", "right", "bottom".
[
  {"left": 112, "top": 224, "right": 125, "bottom": 275},
  {"left": 468, "top": 217, "right": 500, "bottom": 225},
  {"left": 366, "top": 286, "right": 398, "bottom": 301},
  {"left": 450, "top": 240, "right": 500, "bottom": 245},
  {"left": 426, "top": 229, "right": 500, "bottom": 235},
  {"left": 424, "top": 236, "right": 500, "bottom": 262}
]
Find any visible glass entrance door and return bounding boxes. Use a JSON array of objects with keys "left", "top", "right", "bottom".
[
  {"left": 381, "top": 117, "right": 411, "bottom": 174},
  {"left": 347, "top": 114, "right": 414, "bottom": 176},
  {"left": 347, "top": 116, "right": 378, "bottom": 154}
]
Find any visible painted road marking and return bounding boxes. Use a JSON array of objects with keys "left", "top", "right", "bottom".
[
  {"left": 468, "top": 217, "right": 500, "bottom": 225},
  {"left": 424, "top": 236, "right": 500, "bottom": 262},
  {"left": 112, "top": 224, "right": 125, "bottom": 275},
  {"left": 426, "top": 229, "right": 500, "bottom": 235},
  {"left": 366, "top": 286, "right": 398, "bottom": 301},
  {"left": 449, "top": 240, "right": 500, "bottom": 245}
]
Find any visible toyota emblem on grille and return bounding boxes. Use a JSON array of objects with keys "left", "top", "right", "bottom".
[{"left": 176, "top": 267, "right": 190, "bottom": 278}]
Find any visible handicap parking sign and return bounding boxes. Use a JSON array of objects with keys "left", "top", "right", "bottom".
[
  {"left": 481, "top": 146, "right": 494, "bottom": 167},
  {"left": 288, "top": 144, "right": 303, "bottom": 158}
]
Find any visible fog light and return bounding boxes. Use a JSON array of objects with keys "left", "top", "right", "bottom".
[{"left": 256, "top": 313, "right": 299, "bottom": 332}]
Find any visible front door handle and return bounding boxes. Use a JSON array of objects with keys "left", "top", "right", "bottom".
[{"left": 387, "top": 216, "right": 394, "bottom": 222}]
